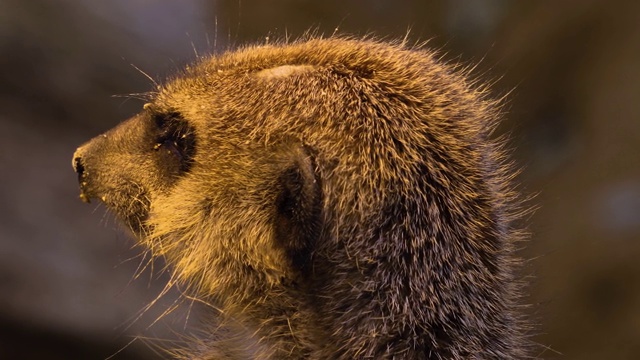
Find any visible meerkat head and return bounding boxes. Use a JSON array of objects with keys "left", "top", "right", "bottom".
[
  {"left": 72, "top": 45, "right": 329, "bottom": 297},
  {"left": 73, "top": 37, "right": 526, "bottom": 358}
]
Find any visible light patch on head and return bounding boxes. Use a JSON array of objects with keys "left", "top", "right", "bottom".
[{"left": 255, "top": 65, "right": 315, "bottom": 79}]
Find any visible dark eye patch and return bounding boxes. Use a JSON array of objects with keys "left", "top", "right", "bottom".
[{"left": 152, "top": 112, "right": 197, "bottom": 172}]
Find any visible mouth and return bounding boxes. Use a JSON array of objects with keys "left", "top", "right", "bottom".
[
  {"left": 73, "top": 156, "right": 93, "bottom": 203},
  {"left": 78, "top": 187, "right": 92, "bottom": 204}
]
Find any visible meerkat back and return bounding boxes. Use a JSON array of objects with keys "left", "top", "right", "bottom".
[{"left": 73, "top": 37, "right": 529, "bottom": 359}]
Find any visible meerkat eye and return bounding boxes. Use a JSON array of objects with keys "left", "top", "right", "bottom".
[{"left": 151, "top": 112, "right": 197, "bottom": 172}]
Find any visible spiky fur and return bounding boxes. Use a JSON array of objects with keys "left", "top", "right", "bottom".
[{"left": 73, "top": 37, "right": 529, "bottom": 359}]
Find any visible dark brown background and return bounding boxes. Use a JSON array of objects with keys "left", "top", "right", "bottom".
[{"left": 1, "top": 0, "right": 638, "bottom": 359}]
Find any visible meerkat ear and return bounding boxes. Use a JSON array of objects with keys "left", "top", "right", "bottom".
[{"left": 273, "top": 145, "right": 322, "bottom": 272}]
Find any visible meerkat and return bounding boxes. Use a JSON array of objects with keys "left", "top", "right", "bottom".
[{"left": 72, "top": 37, "right": 529, "bottom": 359}]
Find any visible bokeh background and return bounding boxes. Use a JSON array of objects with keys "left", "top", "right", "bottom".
[{"left": 1, "top": 0, "right": 639, "bottom": 358}]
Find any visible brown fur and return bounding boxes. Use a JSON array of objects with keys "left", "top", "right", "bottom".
[{"left": 73, "top": 37, "right": 529, "bottom": 359}]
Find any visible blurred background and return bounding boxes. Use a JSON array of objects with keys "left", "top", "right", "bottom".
[{"left": 1, "top": 0, "right": 638, "bottom": 358}]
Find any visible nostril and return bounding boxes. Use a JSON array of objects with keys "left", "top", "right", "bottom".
[
  {"left": 73, "top": 156, "right": 91, "bottom": 203},
  {"left": 73, "top": 157, "right": 85, "bottom": 177}
]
